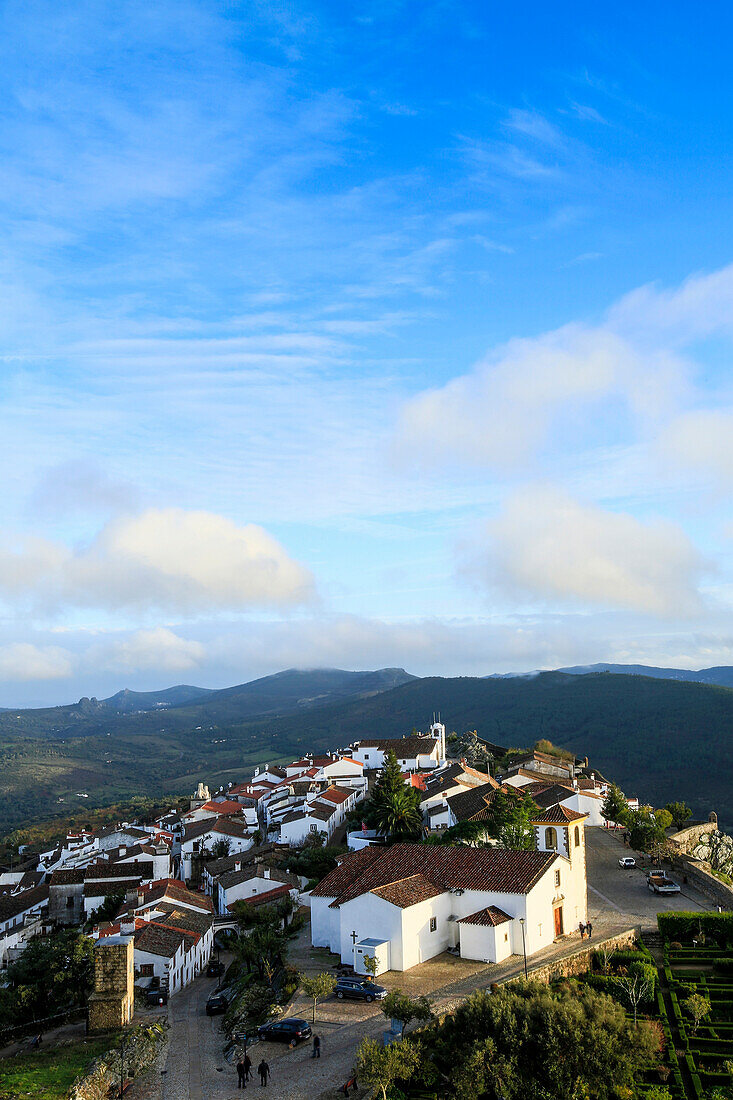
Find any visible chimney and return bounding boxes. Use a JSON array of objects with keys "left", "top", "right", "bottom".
[
  {"left": 573, "top": 778, "right": 578, "bottom": 790},
  {"left": 120, "top": 917, "right": 135, "bottom": 936},
  {"left": 137, "top": 890, "right": 145, "bottom": 908},
  {"left": 119, "top": 846, "right": 126, "bottom": 857},
  {"left": 234, "top": 860, "right": 242, "bottom": 872},
  {"left": 263, "top": 867, "right": 271, "bottom": 879}
]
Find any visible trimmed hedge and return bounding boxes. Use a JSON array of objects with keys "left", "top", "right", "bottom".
[{"left": 658, "top": 911, "right": 733, "bottom": 944}]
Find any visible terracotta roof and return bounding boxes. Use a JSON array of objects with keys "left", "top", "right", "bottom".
[
  {"left": 460, "top": 763, "right": 500, "bottom": 788},
  {"left": 312, "top": 844, "right": 555, "bottom": 906},
  {"left": 137, "top": 879, "right": 213, "bottom": 913},
  {"left": 530, "top": 805, "right": 587, "bottom": 823},
  {"left": 309, "top": 804, "right": 337, "bottom": 822},
  {"left": 457, "top": 905, "right": 512, "bottom": 927},
  {"left": 50, "top": 868, "right": 85, "bottom": 885},
  {"left": 183, "top": 816, "right": 251, "bottom": 843},
  {"left": 317, "top": 786, "right": 353, "bottom": 805},
  {"left": 0, "top": 884, "right": 48, "bottom": 922},
  {"left": 135, "top": 922, "right": 185, "bottom": 959},
  {"left": 151, "top": 904, "right": 212, "bottom": 937},
  {"left": 84, "top": 880, "right": 139, "bottom": 897},
  {"left": 446, "top": 783, "right": 500, "bottom": 822},
  {"left": 370, "top": 874, "right": 444, "bottom": 908},
  {"left": 201, "top": 800, "right": 244, "bottom": 815},
  {"left": 357, "top": 737, "right": 438, "bottom": 757},
  {"left": 85, "top": 861, "right": 153, "bottom": 880},
  {"left": 227, "top": 883, "right": 293, "bottom": 910}
]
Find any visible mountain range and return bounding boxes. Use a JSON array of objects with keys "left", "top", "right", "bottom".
[{"left": 1, "top": 663, "right": 731, "bottom": 838}]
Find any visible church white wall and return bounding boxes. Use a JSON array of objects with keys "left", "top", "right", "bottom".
[{"left": 310, "top": 894, "right": 340, "bottom": 954}]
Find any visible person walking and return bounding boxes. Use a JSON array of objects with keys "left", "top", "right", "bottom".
[
  {"left": 312, "top": 1034, "right": 321, "bottom": 1059},
  {"left": 578, "top": 921, "right": 585, "bottom": 939},
  {"left": 258, "top": 1059, "right": 270, "bottom": 1087},
  {"left": 237, "top": 1057, "right": 247, "bottom": 1089},
  {"left": 244, "top": 1052, "right": 252, "bottom": 1082},
  {"left": 586, "top": 921, "right": 593, "bottom": 940}
]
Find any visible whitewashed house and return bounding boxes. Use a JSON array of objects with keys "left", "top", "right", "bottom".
[
  {"left": 212, "top": 864, "right": 300, "bottom": 915},
  {"left": 180, "top": 817, "right": 254, "bottom": 880},
  {"left": 311, "top": 810, "right": 587, "bottom": 975},
  {"left": 351, "top": 724, "right": 446, "bottom": 773}
]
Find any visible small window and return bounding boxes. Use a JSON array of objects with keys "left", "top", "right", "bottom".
[
  {"left": 364, "top": 753, "right": 369, "bottom": 760},
  {"left": 545, "top": 827, "right": 557, "bottom": 850},
  {"left": 574, "top": 826, "right": 580, "bottom": 847},
  {"left": 310, "top": 824, "right": 317, "bottom": 832},
  {"left": 554, "top": 869, "right": 561, "bottom": 888},
  {"left": 504, "top": 933, "right": 508, "bottom": 942},
  {"left": 429, "top": 917, "right": 437, "bottom": 932},
  {"left": 66, "top": 895, "right": 74, "bottom": 908}
]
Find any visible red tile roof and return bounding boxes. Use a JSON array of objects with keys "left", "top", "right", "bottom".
[
  {"left": 530, "top": 805, "right": 587, "bottom": 823},
  {"left": 370, "top": 874, "right": 444, "bottom": 908},
  {"left": 226, "top": 883, "right": 292, "bottom": 911},
  {"left": 201, "top": 800, "right": 243, "bottom": 815},
  {"left": 457, "top": 905, "right": 512, "bottom": 927},
  {"left": 311, "top": 843, "right": 555, "bottom": 906},
  {"left": 318, "top": 786, "right": 352, "bottom": 805}
]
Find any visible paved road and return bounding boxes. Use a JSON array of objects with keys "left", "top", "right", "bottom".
[
  {"left": 585, "top": 827, "right": 713, "bottom": 929},
  {"left": 128, "top": 828, "right": 719, "bottom": 1100}
]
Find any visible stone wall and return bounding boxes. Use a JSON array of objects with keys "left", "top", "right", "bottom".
[
  {"left": 670, "top": 818, "right": 718, "bottom": 854},
  {"left": 69, "top": 1021, "right": 167, "bottom": 1100},
  {"left": 670, "top": 851, "right": 733, "bottom": 910},
  {"left": 526, "top": 927, "right": 640, "bottom": 985}
]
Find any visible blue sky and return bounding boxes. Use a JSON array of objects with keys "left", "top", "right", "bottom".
[{"left": 1, "top": 1, "right": 733, "bottom": 704}]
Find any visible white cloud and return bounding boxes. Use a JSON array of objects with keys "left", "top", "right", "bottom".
[
  {"left": 0, "top": 508, "right": 315, "bottom": 614},
  {"left": 0, "top": 642, "right": 73, "bottom": 681},
  {"left": 658, "top": 410, "right": 733, "bottom": 487},
  {"left": 468, "top": 487, "right": 705, "bottom": 617},
  {"left": 397, "top": 324, "right": 683, "bottom": 468},
  {"left": 97, "top": 627, "right": 205, "bottom": 673}
]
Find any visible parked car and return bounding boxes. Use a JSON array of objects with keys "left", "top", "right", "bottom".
[
  {"left": 206, "top": 992, "right": 229, "bottom": 1016},
  {"left": 257, "top": 1018, "right": 312, "bottom": 1044},
  {"left": 145, "top": 988, "right": 168, "bottom": 1006},
  {"left": 334, "top": 977, "right": 388, "bottom": 1002},
  {"left": 207, "top": 959, "right": 225, "bottom": 977},
  {"left": 618, "top": 856, "right": 636, "bottom": 868}
]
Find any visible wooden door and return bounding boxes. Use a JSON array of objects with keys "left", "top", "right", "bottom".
[{"left": 554, "top": 906, "right": 563, "bottom": 938}]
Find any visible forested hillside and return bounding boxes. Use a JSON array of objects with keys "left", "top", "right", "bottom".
[{"left": 1, "top": 669, "right": 730, "bottom": 836}]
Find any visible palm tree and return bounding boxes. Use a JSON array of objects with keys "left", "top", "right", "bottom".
[{"left": 372, "top": 787, "right": 423, "bottom": 842}]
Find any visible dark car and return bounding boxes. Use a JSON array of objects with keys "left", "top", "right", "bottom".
[
  {"left": 257, "top": 1017, "right": 312, "bottom": 1044},
  {"left": 334, "top": 977, "right": 387, "bottom": 1002},
  {"left": 207, "top": 960, "right": 225, "bottom": 977},
  {"left": 206, "top": 992, "right": 229, "bottom": 1016},
  {"left": 145, "top": 988, "right": 168, "bottom": 1007}
]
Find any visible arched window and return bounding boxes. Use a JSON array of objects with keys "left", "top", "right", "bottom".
[
  {"left": 574, "top": 825, "right": 580, "bottom": 847},
  {"left": 545, "top": 826, "right": 557, "bottom": 849}
]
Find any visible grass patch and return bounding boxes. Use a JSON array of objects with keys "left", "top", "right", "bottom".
[{"left": 0, "top": 1037, "right": 112, "bottom": 1100}]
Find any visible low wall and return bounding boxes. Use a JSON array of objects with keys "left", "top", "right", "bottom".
[
  {"left": 526, "top": 927, "right": 639, "bottom": 985},
  {"left": 69, "top": 1021, "right": 167, "bottom": 1100},
  {"left": 670, "top": 852, "right": 733, "bottom": 910},
  {"left": 670, "top": 820, "right": 717, "bottom": 854}
]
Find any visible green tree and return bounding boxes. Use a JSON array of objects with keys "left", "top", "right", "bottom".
[
  {"left": 654, "top": 808, "right": 673, "bottom": 831},
  {"left": 354, "top": 1036, "right": 422, "bottom": 1100},
  {"left": 430, "top": 820, "right": 489, "bottom": 846},
  {"left": 484, "top": 789, "right": 538, "bottom": 850},
  {"left": 683, "top": 992, "right": 711, "bottom": 1034},
  {"left": 368, "top": 751, "right": 423, "bottom": 842},
  {"left": 430, "top": 981, "right": 663, "bottom": 1100},
  {"left": 361, "top": 953, "right": 379, "bottom": 981},
  {"left": 665, "top": 801, "right": 692, "bottom": 830},
  {"left": 300, "top": 971, "right": 337, "bottom": 1023},
  {"left": 627, "top": 808, "right": 667, "bottom": 854},
  {"left": 381, "top": 989, "right": 432, "bottom": 1036},
  {"left": 275, "top": 893, "right": 296, "bottom": 929},
  {"left": 209, "top": 838, "right": 231, "bottom": 859},
  {"left": 601, "top": 783, "right": 629, "bottom": 827},
  {"left": 5, "top": 931, "right": 95, "bottom": 1024}
]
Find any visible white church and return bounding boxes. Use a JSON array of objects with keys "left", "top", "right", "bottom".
[{"left": 310, "top": 804, "right": 588, "bottom": 974}]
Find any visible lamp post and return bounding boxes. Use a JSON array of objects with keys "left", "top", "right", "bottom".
[{"left": 519, "top": 918, "right": 528, "bottom": 979}]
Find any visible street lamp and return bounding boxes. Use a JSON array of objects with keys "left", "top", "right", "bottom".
[{"left": 519, "top": 918, "right": 528, "bottom": 979}]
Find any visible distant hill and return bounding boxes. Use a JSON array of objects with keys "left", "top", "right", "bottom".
[
  {"left": 1, "top": 667, "right": 731, "bottom": 838},
  {"left": 102, "top": 685, "right": 214, "bottom": 712},
  {"left": 558, "top": 662, "right": 733, "bottom": 689}
]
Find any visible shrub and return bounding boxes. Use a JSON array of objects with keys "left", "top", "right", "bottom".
[{"left": 658, "top": 913, "right": 733, "bottom": 945}]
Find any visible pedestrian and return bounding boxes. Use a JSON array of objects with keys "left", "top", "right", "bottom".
[
  {"left": 244, "top": 1052, "right": 252, "bottom": 1081},
  {"left": 586, "top": 921, "right": 593, "bottom": 940},
  {"left": 258, "top": 1059, "right": 270, "bottom": 1087},
  {"left": 312, "top": 1034, "right": 321, "bottom": 1059},
  {"left": 578, "top": 921, "right": 585, "bottom": 940},
  {"left": 237, "top": 1057, "right": 247, "bottom": 1089}
]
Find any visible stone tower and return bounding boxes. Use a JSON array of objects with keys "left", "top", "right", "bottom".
[{"left": 88, "top": 936, "right": 134, "bottom": 1033}]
